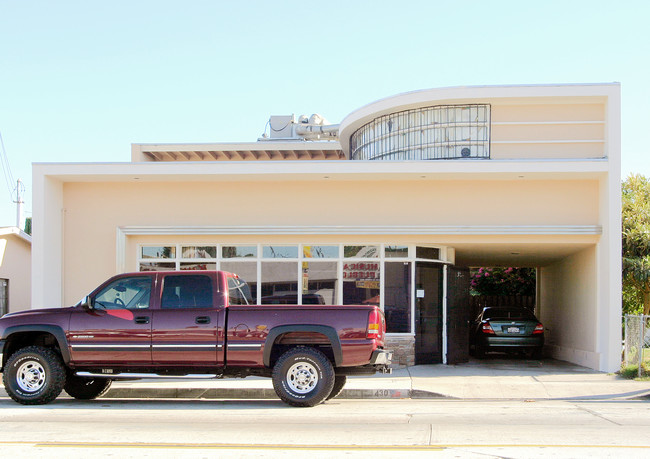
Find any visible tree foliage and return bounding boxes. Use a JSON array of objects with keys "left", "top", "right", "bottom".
[
  {"left": 470, "top": 267, "right": 536, "bottom": 296},
  {"left": 622, "top": 174, "right": 650, "bottom": 315},
  {"left": 24, "top": 217, "right": 31, "bottom": 236}
]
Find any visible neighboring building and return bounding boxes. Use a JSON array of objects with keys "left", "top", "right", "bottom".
[
  {"left": 0, "top": 227, "right": 31, "bottom": 315},
  {"left": 32, "top": 83, "right": 621, "bottom": 371}
]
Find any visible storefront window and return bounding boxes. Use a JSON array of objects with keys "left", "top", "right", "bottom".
[
  {"left": 140, "top": 262, "right": 176, "bottom": 271},
  {"left": 416, "top": 246, "right": 441, "bottom": 260},
  {"left": 135, "top": 243, "right": 448, "bottom": 333},
  {"left": 141, "top": 246, "right": 175, "bottom": 259},
  {"left": 261, "top": 261, "right": 298, "bottom": 304},
  {"left": 343, "top": 261, "right": 380, "bottom": 306},
  {"left": 303, "top": 245, "right": 339, "bottom": 258},
  {"left": 344, "top": 245, "right": 379, "bottom": 258},
  {"left": 180, "top": 262, "right": 216, "bottom": 271},
  {"left": 222, "top": 246, "right": 257, "bottom": 258},
  {"left": 384, "top": 262, "right": 411, "bottom": 333},
  {"left": 302, "top": 261, "right": 337, "bottom": 305},
  {"left": 385, "top": 245, "right": 408, "bottom": 258},
  {"left": 182, "top": 246, "right": 217, "bottom": 258},
  {"left": 263, "top": 245, "right": 299, "bottom": 259},
  {"left": 221, "top": 261, "right": 257, "bottom": 302}
]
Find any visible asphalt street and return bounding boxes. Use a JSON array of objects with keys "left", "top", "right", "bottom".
[{"left": 1, "top": 396, "right": 650, "bottom": 458}]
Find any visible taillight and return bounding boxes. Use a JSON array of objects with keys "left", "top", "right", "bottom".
[
  {"left": 367, "top": 308, "right": 381, "bottom": 339},
  {"left": 533, "top": 323, "right": 544, "bottom": 334},
  {"left": 481, "top": 321, "right": 495, "bottom": 335}
]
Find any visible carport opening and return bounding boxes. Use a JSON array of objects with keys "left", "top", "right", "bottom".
[
  {"left": 469, "top": 267, "right": 537, "bottom": 319},
  {"left": 467, "top": 267, "right": 541, "bottom": 360}
]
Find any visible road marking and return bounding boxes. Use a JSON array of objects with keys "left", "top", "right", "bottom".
[{"left": 0, "top": 441, "right": 649, "bottom": 451}]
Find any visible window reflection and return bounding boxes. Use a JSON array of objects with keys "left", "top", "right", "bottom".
[
  {"left": 222, "top": 246, "right": 257, "bottom": 258},
  {"left": 139, "top": 262, "right": 176, "bottom": 271},
  {"left": 385, "top": 262, "right": 411, "bottom": 333},
  {"left": 303, "top": 245, "right": 339, "bottom": 259},
  {"left": 261, "top": 262, "right": 298, "bottom": 304},
  {"left": 141, "top": 246, "right": 175, "bottom": 259},
  {"left": 263, "top": 246, "right": 299, "bottom": 259},
  {"left": 180, "top": 262, "right": 216, "bottom": 271},
  {"left": 221, "top": 261, "right": 257, "bottom": 302},
  {"left": 182, "top": 246, "right": 216, "bottom": 259},
  {"left": 302, "top": 261, "right": 337, "bottom": 305},
  {"left": 343, "top": 262, "right": 380, "bottom": 306},
  {"left": 344, "top": 245, "right": 379, "bottom": 258}
]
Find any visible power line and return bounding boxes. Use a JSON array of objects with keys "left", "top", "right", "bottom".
[{"left": 0, "top": 131, "right": 16, "bottom": 201}]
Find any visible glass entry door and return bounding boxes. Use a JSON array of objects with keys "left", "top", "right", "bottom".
[{"left": 414, "top": 262, "right": 443, "bottom": 364}]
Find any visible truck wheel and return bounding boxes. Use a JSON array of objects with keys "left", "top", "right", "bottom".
[
  {"left": 326, "top": 375, "right": 347, "bottom": 400},
  {"left": 64, "top": 374, "right": 112, "bottom": 400},
  {"left": 272, "top": 347, "right": 335, "bottom": 407},
  {"left": 2, "top": 346, "right": 66, "bottom": 405}
]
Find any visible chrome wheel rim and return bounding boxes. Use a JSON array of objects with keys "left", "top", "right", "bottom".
[
  {"left": 286, "top": 361, "right": 318, "bottom": 394},
  {"left": 16, "top": 360, "right": 46, "bottom": 393}
]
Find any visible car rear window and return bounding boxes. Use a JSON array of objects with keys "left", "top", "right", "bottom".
[{"left": 483, "top": 308, "right": 536, "bottom": 320}]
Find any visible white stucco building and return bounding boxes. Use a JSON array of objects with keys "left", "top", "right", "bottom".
[{"left": 32, "top": 83, "right": 622, "bottom": 371}]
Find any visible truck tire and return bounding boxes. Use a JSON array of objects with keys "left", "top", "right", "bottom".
[
  {"left": 272, "top": 347, "right": 335, "bottom": 407},
  {"left": 326, "top": 375, "right": 347, "bottom": 400},
  {"left": 64, "top": 374, "right": 112, "bottom": 400},
  {"left": 2, "top": 346, "right": 66, "bottom": 405}
]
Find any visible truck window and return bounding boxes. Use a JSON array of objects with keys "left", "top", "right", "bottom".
[
  {"left": 161, "top": 275, "right": 213, "bottom": 309},
  {"left": 227, "top": 276, "right": 253, "bottom": 305},
  {"left": 94, "top": 276, "right": 152, "bottom": 310}
]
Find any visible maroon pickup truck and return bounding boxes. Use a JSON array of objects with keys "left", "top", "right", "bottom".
[{"left": 0, "top": 271, "right": 391, "bottom": 407}]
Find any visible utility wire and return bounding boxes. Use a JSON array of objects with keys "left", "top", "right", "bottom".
[{"left": 0, "top": 131, "right": 16, "bottom": 201}]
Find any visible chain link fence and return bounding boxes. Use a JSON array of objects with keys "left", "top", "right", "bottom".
[{"left": 623, "top": 314, "right": 650, "bottom": 377}]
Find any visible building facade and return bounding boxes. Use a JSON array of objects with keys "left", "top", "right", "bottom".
[
  {"left": 32, "top": 84, "right": 621, "bottom": 371},
  {"left": 0, "top": 227, "right": 31, "bottom": 315}
]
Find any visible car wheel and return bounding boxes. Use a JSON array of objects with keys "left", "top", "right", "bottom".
[
  {"left": 272, "top": 347, "right": 335, "bottom": 407},
  {"left": 64, "top": 374, "right": 112, "bottom": 400},
  {"left": 326, "top": 375, "right": 347, "bottom": 400},
  {"left": 2, "top": 346, "right": 66, "bottom": 405}
]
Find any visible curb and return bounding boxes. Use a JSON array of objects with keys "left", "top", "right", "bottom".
[
  {"left": 102, "top": 387, "right": 442, "bottom": 400},
  {"left": 0, "top": 387, "right": 445, "bottom": 401}
]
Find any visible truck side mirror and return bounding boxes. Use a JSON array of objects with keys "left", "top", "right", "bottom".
[{"left": 80, "top": 295, "right": 94, "bottom": 310}]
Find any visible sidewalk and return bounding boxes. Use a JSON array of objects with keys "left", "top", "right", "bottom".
[
  {"left": 3, "top": 358, "right": 649, "bottom": 402},
  {"left": 101, "top": 358, "right": 650, "bottom": 401}
]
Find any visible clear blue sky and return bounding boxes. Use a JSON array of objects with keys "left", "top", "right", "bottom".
[{"left": 0, "top": 0, "right": 648, "bottom": 227}]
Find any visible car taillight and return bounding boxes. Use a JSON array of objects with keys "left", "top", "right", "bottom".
[
  {"left": 482, "top": 321, "right": 495, "bottom": 334},
  {"left": 367, "top": 308, "right": 381, "bottom": 339},
  {"left": 533, "top": 323, "right": 544, "bottom": 334}
]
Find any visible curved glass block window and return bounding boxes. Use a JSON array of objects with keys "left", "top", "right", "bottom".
[{"left": 350, "top": 104, "right": 490, "bottom": 161}]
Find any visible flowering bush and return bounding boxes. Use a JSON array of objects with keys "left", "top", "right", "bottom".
[{"left": 470, "top": 267, "right": 536, "bottom": 296}]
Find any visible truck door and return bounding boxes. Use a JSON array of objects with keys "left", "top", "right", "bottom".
[
  {"left": 151, "top": 273, "right": 225, "bottom": 367},
  {"left": 68, "top": 274, "right": 153, "bottom": 365}
]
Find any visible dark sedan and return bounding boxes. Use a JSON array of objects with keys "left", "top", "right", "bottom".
[{"left": 471, "top": 307, "right": 544, "bottom": 358}]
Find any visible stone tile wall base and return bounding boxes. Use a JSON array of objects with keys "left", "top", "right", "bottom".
[{"left": 385, "top": 335, "right": 415, "bottom": 367}]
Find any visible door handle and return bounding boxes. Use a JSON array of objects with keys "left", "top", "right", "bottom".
[
  {"left": 134, "top": 316, "right": 150, "bottom": 324},
  {"left": 196, "top": 316, "right": 211, "bottom": 324}
]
